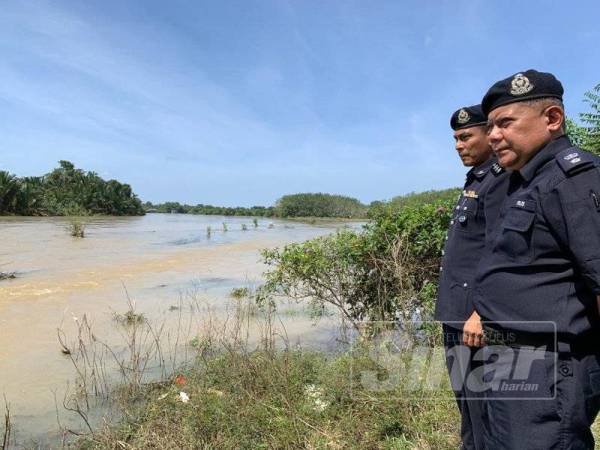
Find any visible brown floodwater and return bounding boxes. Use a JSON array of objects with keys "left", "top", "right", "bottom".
[{"left": 0, "top": 214, "right": 361, "bottom": 445}]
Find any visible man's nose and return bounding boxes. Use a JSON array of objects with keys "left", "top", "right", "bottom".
[{"left": 487, "top": 125, "right": 501, "bottom": 144}]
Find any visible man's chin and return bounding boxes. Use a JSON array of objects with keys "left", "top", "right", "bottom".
[
  {"left": 498, "top": 156, "right": 517, "bottom": 170},
  {"left": 495, "top": 150, "right": 515, "bottom": 168}
]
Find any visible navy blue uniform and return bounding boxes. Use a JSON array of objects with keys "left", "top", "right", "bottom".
[
  {"left": 436, "top": 157, "right": 508, "bottom": 326},
  {"left": 474, "top": 136, "right": 600, "bottom": 449},
  {"left": 435, "top": 157, "right": 509, "bottom": 450}
]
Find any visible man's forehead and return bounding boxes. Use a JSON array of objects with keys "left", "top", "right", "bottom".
[
  {"left": 453, "top": 126, "right": 484, "bottom": 138},
  {"left": 488, "top": 102, "right": 531, "bottom": 120}
]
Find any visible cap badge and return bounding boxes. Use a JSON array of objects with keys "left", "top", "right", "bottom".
[
  {"left": 457, "top": 109, "right": 470, "bottom": 124},
  {"left": 510, "top": 73, "right": 534, "bottom": 96}
]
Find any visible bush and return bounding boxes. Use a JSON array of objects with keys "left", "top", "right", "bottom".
[
  {"left": 260, "top": 195, "right": 454, "bottom": 330},
  {"left": 274, "top": 192, "right": 368, "bottom": 218}
]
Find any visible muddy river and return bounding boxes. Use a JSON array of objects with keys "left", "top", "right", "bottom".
[{"left": 0, "top": 214, "right": 361, "bottom": 445}]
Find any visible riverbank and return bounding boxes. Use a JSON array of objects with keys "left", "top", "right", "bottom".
[
  {"left": 74, "top": 347, "right": 461, "bottom": 449},
  {"left": 0, "top": 214, "right": 359, "bottom": 445}
]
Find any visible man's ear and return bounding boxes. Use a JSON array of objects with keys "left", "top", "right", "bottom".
[{"left": 545, "top": 105, "right": 564, "bottom": 132}]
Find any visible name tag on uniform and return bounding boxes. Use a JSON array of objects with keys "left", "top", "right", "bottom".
[
  {"left": 463, "top": 190, "right": 479, "bottom": 198},
  {"left": 513, "top": 198, "right": 536, "bottom": 212}
]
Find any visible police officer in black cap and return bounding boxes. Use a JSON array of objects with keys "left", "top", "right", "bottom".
[
  {"left": 435, "top": 104, "right": 509, "bottom": 450},
  {"left": 475, "top": 69, "right": 600, "bottom": 449}
]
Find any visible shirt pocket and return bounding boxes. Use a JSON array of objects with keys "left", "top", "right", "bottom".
[
  {"left": 494, "top": 205, "right": 536, "bottom": 263},
  {"left": 455, "top": 197, "right": 480, "bottom": 234}
]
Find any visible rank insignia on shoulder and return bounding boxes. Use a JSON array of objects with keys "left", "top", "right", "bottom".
[
  {"left": 491, "top": 162, "right": 505, "bottom": 176},
  {"left": 462, "top": 190, "right": 479, "bottom": 198},
  {"left": 556, "top": 148, "right": 594, "bottom": 176}
]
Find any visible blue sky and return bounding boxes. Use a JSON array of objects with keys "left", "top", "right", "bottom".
[{"left": 1, "top": 1, "right": 599, "bottom": 206}]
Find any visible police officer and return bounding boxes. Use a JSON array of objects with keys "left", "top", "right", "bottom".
[
  {"left": 435, "top": 104, "right": 508, "bottom": 450},
  {"left": 475, "top": 69, "right": 600, "bottom": 449}
]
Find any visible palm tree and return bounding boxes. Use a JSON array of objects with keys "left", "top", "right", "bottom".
[{"left": 0, "top": 171, "right": 19, "bottom": 213}]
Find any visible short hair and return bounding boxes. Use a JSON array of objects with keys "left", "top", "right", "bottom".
[
  {"left": 521, "top": 97, "right": 565, "bottom": 131},
  {"left": 521, "top": 97, "right": 564, "bottom": 110}
]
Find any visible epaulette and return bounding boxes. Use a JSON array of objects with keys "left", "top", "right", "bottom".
[
  {"left": 555, "top": 147, "right": 595, "bottom": 176},
  {"left": 490, "top": 162, "right": 505, "bottom": 177}
]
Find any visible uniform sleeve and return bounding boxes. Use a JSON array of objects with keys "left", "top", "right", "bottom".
[{"left": 541, "top": 170, "right": 600, "bottom": 294}]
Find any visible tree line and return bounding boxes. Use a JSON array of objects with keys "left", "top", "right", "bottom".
[
  {"left": 2, "top": 83, "right": 597, "bottom": 218},
  {"left": 145, "top": 192, "right": 369, "bottom": 219},
  {"left": 0, "top": 160, "right": 144, "bottom": 216},
  {"left": 143, "top": 201, "right": 276, "bottom": 217}
]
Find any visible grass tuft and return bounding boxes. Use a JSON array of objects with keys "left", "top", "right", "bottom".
[
  {"left": 113, "top": 310, "right": 145, "bottom": 325},
  {"left": 229, "top": 287, "right": 251, "bottom": 299}
]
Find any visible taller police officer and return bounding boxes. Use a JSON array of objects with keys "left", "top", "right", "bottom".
[
  {"left": 435, "top": 105, "right": 509, "bottom": 450},
  {"left": 475, "top": 69, "right": 600, "bottom": 449}
]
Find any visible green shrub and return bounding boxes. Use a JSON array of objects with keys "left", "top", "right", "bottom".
[
  {"left": 230, "top": 287, "right": 251, "bottom": 299},
  {"left": 260, "top": 195, "right": 454, "bottom": 329},
  {"left": 274, "top": 192, "right": 368, "bottom": 218}
]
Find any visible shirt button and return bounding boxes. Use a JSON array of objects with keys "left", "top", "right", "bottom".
[
  {"left": 455, "top": 205, "right": 460, "bottom": 210},
  {"left": 463, "top": 206, "right": 468, "bottom": 210},
  {"left": 441, "top": 250, "right": 445, "bottom": 256},
  {"left": 559, "top": 363, "right": 572, "bottom": 377},
  {"left": 463, "top": 282, "right": 468, "bottom": 287},
  {"left": 458, "top": 215, "right": 466, "bottom": 223},
  {"left": 440, "top": 266, "right": 444, "bottom": 272},
  {"left": 450, "top": 220, "right": 455, "bottom": 225}
]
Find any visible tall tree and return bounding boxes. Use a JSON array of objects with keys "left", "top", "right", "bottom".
[{"left": 580, "top": 83, "right": 600, "bottom": 154}]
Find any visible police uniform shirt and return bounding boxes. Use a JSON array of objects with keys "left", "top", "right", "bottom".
[
  {"left": 474, "top": 136, "right": 600, "bottom": 335},
  {"left": 435, "top": 157, "right": 509, "bottom": 327}
]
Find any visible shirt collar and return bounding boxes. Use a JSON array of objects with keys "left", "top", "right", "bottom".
[
  {"left": 518, "top": 135, "right": 572, "bottom": 182},
  {"left": 467, "top": 157, "right": 496, "bottom": 180}
]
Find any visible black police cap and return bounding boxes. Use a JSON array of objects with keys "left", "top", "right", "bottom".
[
  {"left": 481, "top": 69, "right": 564, "bottom": 115},
  {"left": 450, "top": 104, "right": 487, "bottom": 131}
]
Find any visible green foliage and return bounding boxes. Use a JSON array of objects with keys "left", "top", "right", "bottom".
[
  {"left": 0, "top": 161, "right": 144, "bottom": 216},
  {"left": 230, "top": 287, "right": 251, "bottom": 299},
  {"left": 113, "top": 310, "right": 145, "bottom": 325},
  {"left": 74, "top": 349, "right": 459, "bottom": 449},
  {"left": 566, "top": 117, "right": 588, "bottom": 148},
  {"left": 146, "top": 201, "right": 276, "bottom": 217},
  {"left": 69, "top": 219, "right": 86, "bottom": 238},
  {"left": 567, "top": 82, "right": 600, "bottom": 155},
  {"left": 580, "top": 83, "right": 600, "bottom": 154},
  {"left": 274, "top": 192, "right": 368, "bottom": 218},
  {"left": 370, "top": 188, "right": 460, "bottom": 216},
  {"left": 260, "top": 194, "right": 454, "bottom": 327}
]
